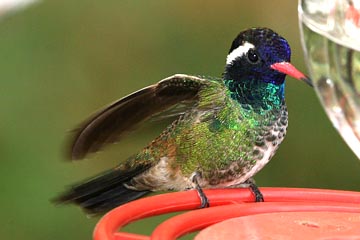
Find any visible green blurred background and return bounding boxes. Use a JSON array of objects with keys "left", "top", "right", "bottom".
[{"left": 1, "top": 0, "right": 360, "bottom": 239}]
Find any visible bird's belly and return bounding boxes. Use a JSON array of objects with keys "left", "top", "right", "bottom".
[
  {"left": 214, "top": 145, "right": 277, "bottom": 188},
  {"left": 201, "top": 125, "right": 286, "bottom": 188}
]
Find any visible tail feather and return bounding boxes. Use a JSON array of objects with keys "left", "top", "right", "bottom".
[
  {"left": 79, "top": 185, "right": 149, "bottom": 214},
  {"left": 54, "top": 164, "right": 151, "bottom": 215}
]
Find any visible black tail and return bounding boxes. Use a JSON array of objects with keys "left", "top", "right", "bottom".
[{"left": 54, "top": 164, "right": 151, "bottom": 215}]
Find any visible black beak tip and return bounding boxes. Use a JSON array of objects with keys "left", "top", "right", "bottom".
[{"left": 301, "top": 75, "right": 313, "bottom": 88}]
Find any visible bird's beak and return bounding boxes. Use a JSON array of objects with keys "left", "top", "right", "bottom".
[{"left": 271, "top": 62, "right": 313, "bottom": 87}]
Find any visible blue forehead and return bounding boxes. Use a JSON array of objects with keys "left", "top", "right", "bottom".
[{"left": 256, "top": 37, "right": 291, "bottom": 64}]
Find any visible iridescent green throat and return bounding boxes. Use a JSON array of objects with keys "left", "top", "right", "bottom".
[{"left": 224, "top": 78, "right": 285, "bottom": 113}]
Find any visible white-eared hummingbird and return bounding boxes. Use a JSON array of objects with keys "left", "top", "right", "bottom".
[{"left": 55, "top": 28, "right": 312, "bottom": 214}]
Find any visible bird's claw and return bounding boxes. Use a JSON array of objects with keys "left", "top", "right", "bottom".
[
  {"left": 197, "top": 186, "right": 210, "bottom": 208},
  {"left": 247, "top": 180, "right": 264, "bottom": 202},
  {"left": 193, "top": 172, "right": 210, "bottom": 208}
]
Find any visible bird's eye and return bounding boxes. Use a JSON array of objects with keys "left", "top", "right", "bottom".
[{"left": 246, "top": 49, "right": 259, "bottom": 63}]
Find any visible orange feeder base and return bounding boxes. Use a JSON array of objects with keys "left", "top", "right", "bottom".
[
  {"left": 93, "top": 188, "right": 360, "bottom": 240},
  {"left": 196, "top": 211, "right": 360, "bottom": 239}
]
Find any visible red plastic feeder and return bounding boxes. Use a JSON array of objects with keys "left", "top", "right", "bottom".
[{"left": 93, "top": 188, "right": 360, "bottom": 240}]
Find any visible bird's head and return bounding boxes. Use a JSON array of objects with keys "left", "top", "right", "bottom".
[{"left": 224, "top": 28, "right": 311, "bottom": 107}]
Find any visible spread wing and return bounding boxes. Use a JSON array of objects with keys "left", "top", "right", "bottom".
[{"left": 69, "top": 74, "right": 215, "bottom": 160}]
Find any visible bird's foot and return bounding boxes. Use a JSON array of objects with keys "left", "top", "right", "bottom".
[
  {"left": 196, "top": 184, "right": 210, "bottom": 208},
  {"left": 245, "top": 179, "right": 264, "bottom": 202},
  {"left": 192, "top": 172, "right": 210, "bottom": 208}
]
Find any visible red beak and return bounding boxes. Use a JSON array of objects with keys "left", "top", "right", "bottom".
[{"left": 271, "top": 62, "right": 313, "bottom": 87}]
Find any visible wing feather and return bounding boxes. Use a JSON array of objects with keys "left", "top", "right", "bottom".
[{"left": 70, "top": 74, "right": 211, "bottom": 160}]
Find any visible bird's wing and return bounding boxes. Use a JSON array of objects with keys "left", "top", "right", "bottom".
[{"left": 69, "top": 74, "right": 218, "bottom": 160}]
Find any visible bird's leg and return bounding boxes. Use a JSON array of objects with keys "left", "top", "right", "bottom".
[
  {"left": 245, "top": 178, "right": 264, "bottom": 202},
  {"left": 192, "top": 172, "right": 210, "bottom": 208}
]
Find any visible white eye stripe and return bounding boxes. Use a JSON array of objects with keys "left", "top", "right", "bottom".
[{"left": 226, "top": 42, "right": 255, "bottom": 65}]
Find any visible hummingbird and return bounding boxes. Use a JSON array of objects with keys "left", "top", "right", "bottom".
[{"left": 55, "top": 28, "right": 312, "bottom": 215}]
